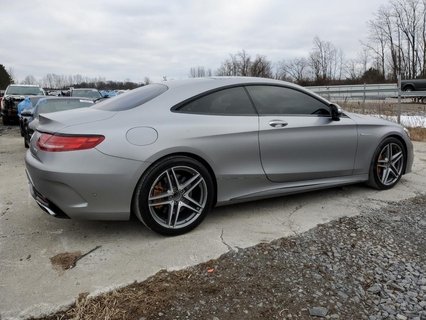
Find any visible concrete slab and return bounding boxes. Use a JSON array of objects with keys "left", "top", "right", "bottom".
[{"left": 1, "top": 127, "right": 425, "bottom": 319}]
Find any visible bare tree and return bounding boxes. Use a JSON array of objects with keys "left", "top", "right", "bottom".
[
  {"left": 392, "top": 0, "right": 422, "bottom": 78},
  {"left": 236, "top": 50, "right": 251, "bottom": 76},
  {"left": 250, "top": 55, "right": 273, "bottom": 78},
  {"left": 277, "top": 58, "right": 310, "bottom": 83},
  {"left": 189, "top": 66, "right": 212, "bottom": 78},
  {"left": 216, "top": 50, "right": 272, "bottom": 78},
  {"left": 22, "top": 75, "right": 37, "bottom": 85},
  {"left": 7, "top": 67, "right": 16, "bottom": 83},
  {"left": 216, "top": 53, "right": 240, "bottom": 76},
  {"left": 309, "top": 36, "right": 340, "bottom": 83},
  {"left": 365, "top": 0, "right": 426, "bottom": 80}
]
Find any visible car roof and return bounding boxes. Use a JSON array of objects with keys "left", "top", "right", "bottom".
[
  {"left": 8, "top": 84, "right": 40, "bottom": 87},
  {"left": 158, "top": 77, "right": 329, "bottom": 104}
]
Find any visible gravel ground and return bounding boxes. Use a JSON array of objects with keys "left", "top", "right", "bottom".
[{"left": 34, "top": 195, "right": 426, "bottom": 320}]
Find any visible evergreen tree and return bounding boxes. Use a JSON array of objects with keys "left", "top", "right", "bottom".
[{"left": 0, "top": 64, "right": 13, "bottom": 90}]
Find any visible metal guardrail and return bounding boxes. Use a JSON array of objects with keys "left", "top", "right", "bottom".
[{"left": 305, "top": 83, "right": 426, "bottom": 101}]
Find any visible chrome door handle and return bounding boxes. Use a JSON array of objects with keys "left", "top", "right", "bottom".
[{"left": 269, "top": 120, "right": 288, "bottom": 128}]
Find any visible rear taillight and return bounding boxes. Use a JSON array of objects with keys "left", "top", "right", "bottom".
[{"left": 37, "top": 133, "right": 105, "bottom": 152}]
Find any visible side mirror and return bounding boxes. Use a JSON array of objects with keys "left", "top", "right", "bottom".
[{"left": 330, "top": 104, "right": 342, "bottom": 121}]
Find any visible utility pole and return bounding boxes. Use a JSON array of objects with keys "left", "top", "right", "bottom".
[{"left": 397, "top": 74, "right": 402, "bottom": 124}]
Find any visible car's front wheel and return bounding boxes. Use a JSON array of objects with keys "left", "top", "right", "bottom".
[
  {"left": 368, "top": 137, "right": 406, "bottom": 190},
  {"left": 133, "top": 156, "right": 214, "bottom": 236}
]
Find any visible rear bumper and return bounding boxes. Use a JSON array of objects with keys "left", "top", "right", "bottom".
[
  {"left": 25, "top": 148, "right": 150, "bottom": 220},
  {"left": 26, "top": 170, "right": 70, "bottom": 218}
]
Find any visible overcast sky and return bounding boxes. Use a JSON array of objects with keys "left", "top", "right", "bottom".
[{"left": 1, "top": 0, "right": 388, "bottom": 83}]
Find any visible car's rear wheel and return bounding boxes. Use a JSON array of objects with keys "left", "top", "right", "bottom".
[
  {"left": 23, "top": 129, "right": 31, "bottom": 148},
  {"left": 133, "top": 156, "right": 214, "bottom": 236},
  {"left": 368, "top": 137, "right": 405, "bottom": 190}
]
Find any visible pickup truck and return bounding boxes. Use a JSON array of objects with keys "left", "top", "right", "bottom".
[
  {"left": 1, "top": 84, "right": 45, "bottom": 125},
  {"left": 401, "top": 79, "right": 426, "bottom": 91}
]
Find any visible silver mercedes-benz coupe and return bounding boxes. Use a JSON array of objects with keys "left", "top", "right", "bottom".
[{"left": 25, "top": 77, "right": 413, "bottom": 235}]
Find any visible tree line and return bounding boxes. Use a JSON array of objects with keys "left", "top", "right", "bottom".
[
  {"left": 0, "top": 68, "right": 144, "bottom": 91},
  {"left": 22, "top": 73, "right": 143, "bottom": 90}
]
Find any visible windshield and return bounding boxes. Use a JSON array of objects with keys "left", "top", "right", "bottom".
[
  {"left": 35, "top": 99, "right": 94, "bottom": 116},
  {"left": 6, "top": 86, "right": 44, "bottom": 96},
  {"left": 71, "top": 89, "right": 102, "bottom": 99},
  {"left": 93, "top": 84, "right": 168, "bottom": 111}
]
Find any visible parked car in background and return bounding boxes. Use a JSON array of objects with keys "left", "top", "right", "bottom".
[
  {"left": 21, "top": 97, "right": 93, "bottom": 147},
  {"left": 25, "top": 77, "right": 413, "bottom": 236},
  {"left": 401, "top": 79, "right": 426, "bottom": 91},
  {"left": 1, "top": 85, "right": 45, "bottom": 125},
  {"left": 18, "top": 96, "right": 46, "bottom": 136},
  {"left": 71, "top": 88, "right": 106, "bottom": 101}
]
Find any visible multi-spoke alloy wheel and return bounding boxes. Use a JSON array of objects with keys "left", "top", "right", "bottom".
[
  {"left": 148, "top": 166, "right": 207, "bottom": 229},
  {"left": 369, "top": 138, "right": 405, "bottom": 190},
  {"left": 133, "top": 156, "right": 214, "bottom": 235}
]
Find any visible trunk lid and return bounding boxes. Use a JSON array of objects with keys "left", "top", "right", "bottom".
[{"left": 37, "top": 107, "right": 117, "bottom": 133}]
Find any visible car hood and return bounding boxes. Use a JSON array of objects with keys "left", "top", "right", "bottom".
[
  {"left": 37, "top": 108, "right": 117, "bottom": 133},
  {"left": 3, "top": 95, "right": 26, "bottom": 102},
  {"left": 346, "top": 112, "right": 401, "bottom": 127}
]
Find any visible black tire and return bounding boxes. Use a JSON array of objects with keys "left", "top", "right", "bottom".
[
  {"left": 24, "top": 136, "right": 29, "bottom": 148},
  {"left": 403, "top": 86, "right": 414, "bottom": 92},
  {"left": 20, "top": 121, "right": 25, "bottom": 137},
  {"left": 2, "top": 115, "right": 10, "bottom": 125},
  {"left": 368, "top": 137, "right": 406, "bottom": 190},
  {"left": 133, "top": 156, "right": 215, "bottom": 236}
]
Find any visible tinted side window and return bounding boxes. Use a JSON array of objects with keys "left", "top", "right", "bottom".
[
  {"left": 178, "top": 87, "right": 256, "bottom": 115},
  {"left": 246, "top": 86, "right": 330, "bottom": 116}
]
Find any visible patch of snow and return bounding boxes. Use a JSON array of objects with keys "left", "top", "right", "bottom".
[{"left": 371, "top": 115, "right": 426, "bottom": 128}]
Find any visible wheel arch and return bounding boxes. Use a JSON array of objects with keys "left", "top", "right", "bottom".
[
  {"left": 402, "top": 84, "right": 415, "bottom": 91},
  {"left": 382, "top": 134, "right": 409, "bottom": 174},
  {"left": 130, "top": 151, "right": 218, "bottom": 218}
]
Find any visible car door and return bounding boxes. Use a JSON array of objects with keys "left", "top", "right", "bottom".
[
  {"left": 172, "top": 86, "right": 262, "bottom": 201},
  {"left": 245, "top": 85, "right": 358, "bottom": 183}
]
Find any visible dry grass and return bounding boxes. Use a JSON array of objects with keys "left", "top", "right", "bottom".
[
  {"left": 50, "top": 251, "right": 82, "bottom": 271},
  {"left": 408, "top": 127, "right": 426, "bottom": 141},
  {"left": 338, "top": 100, "right": 426, "bottom": 116},
  {"left": 37, "top": 269, "right": 199, "bottom": 320},
  {"left": 337, "top": 100, "right": 426, "bottom": 142}
]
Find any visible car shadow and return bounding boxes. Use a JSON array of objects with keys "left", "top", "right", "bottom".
[{"left": 40, "top": 183, "right": 370, "bottom": 243}]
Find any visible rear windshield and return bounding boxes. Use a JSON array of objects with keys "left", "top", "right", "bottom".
[
  {"left": 93, "top": 84, "right": 168, "bottom": 111},
  {"left": 6, "top": 86, "right": 44, "bottom": 96},
  {"left": 36, "top": 99, "right": 93, "bottom": 115}
]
